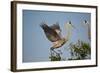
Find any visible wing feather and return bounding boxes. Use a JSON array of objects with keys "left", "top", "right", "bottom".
[
  {"left": 50, "top": 23, "right": 61, "bottom": 31},
  {"left": 40, "top": 23, "right": 61, "bottom": 42}
]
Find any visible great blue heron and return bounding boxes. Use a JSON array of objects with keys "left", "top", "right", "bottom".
[{"left": 40, "top": 21, "right": 74, "bottom": 51}]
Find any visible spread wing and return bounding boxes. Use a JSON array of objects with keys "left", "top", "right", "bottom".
[
  {"left": 40, "top": 23, "right": 61, "bottom": 42},
  {"left": 50, "top": 22, "right": 61, "bottom": 32},
  {"left": 50, "top": 23, "right": 62, "bottom": 37}
]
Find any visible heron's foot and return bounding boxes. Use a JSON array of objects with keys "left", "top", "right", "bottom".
[
  {"left": 50, "top": 47, "right": 54, "bottom": 51},
  {"left": 50, "top": 48, "right": 59, "bottom": 55}
]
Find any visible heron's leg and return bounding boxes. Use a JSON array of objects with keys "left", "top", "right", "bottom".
[
  {"left": 50, "top": 47, "right": 59, "bottom": 55},
  {"left": 50, "top": 47, "right": 53, "bottom": 56}
]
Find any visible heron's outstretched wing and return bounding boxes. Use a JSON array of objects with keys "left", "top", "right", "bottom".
[
  {"left": 50, "top": 22, "right": 62, "bottom": 37},
  {"left": 50, "top": 22, "right": 61, "bottom": 32},
  {"left": 40, "top": 23, "right": 61, "bottom": 42}
]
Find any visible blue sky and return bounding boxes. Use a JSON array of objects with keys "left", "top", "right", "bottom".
[{"left": 22, "top": 10, "right": 91, "bottom": 62}]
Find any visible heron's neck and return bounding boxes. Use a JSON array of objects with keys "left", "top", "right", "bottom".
[{"left": 64, "top": 29, "right": 72, "bottom": 42}]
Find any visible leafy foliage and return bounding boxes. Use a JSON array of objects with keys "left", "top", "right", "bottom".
[
  {"left": 49, "top": 50, "right": 62, "bottom": 61},
  {"left": 68, "top": 40, "right": 91, "bottom": 60},
  {"left": 49, "top": 40, "right": 91, "bottom": 61},
  {"left": 49, "top": 54, "right": 61, "bottom": 61}
]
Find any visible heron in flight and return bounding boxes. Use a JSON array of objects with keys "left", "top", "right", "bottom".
[{"left": 40, "top": 21, "right": 74, "bottom": 51}]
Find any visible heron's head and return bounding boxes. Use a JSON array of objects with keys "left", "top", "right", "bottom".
[{"left": 69, "top": 21, "right": 71, "bottom": 24}]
